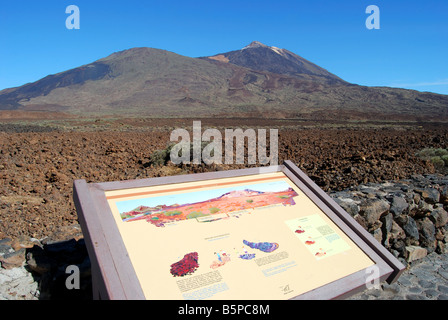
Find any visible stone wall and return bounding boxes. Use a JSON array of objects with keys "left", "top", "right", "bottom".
[{"left": 330, "top": 174, "right": 448, "bottom": 264}]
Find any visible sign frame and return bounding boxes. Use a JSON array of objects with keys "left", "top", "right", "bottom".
[{"left": 73, "top": 160, "right": 404, "bottom": 300}]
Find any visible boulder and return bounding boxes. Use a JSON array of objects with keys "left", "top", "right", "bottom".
[
  {"left": 415, "top": 188, "right": 440, "bottom": 204},
  {"left": 372, "top": 227, "right": 383, "bottom": 244},
  {"left": 0, "top": 242, "right": 13, "bottom": 256},
  {"left": 360, "top": 198, "right": 390, "bottom": 226},
  {"left": 437, "top": 241, "right": 447, "bottom": 254},
  {"left": 390, "top": 196, "right": 409, "bottom": 217},
  {"left": 381, "top": 212, "right": 393, "bottom": 233},
  {"left": 393, "top": 239, "right": 406, "bottom": 255},
  {"left": 11, "top": 235, "right": 41, "bottom": 251},
  {"left": 396, "top": 216, "right": 420, "bottom": 241},
  {"left": 380, "top": 213, "right": 394, "bottom": 247},
  {"left": 26, "top": 247, "right": 55, "bottom": 275},
  {"left": 415, "top": 200, "right": 434, "bottom": 218},
  {"left": 435, "top": 228, "right": 445, "bottom": 241},
  {"left": 430, "top": 207, "right": 448, "bottom": 228},
  {"left": 0, "top": 248, "right": 26, "bottom": 270},
  {"left": 440, "top": 186, "right": 448, "bottom": 204},
  {"left": 0, "top": 238, "right": 12, "bottom": 247},
  {"left": 416, "top": 218, "right": 436, "bottom": 253},
  {"left": 406, "top": 246, "right": 427, "bottom": 262},
  {"left": 333, "top": 198, "right": 360, "bottom": 217},
  {"left": 353, "top": 214, "right": 368, "bottom": 230},
  {"left": 390, "top": 221, "right": 406, "bottom": 240}
]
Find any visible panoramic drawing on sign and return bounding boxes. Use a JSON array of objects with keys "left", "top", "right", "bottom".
[{"left": 116, "top": 181, "right": 298, "bottom": 227}]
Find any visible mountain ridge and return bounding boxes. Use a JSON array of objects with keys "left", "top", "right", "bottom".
[{"left": 1, "top": 42, "right": 447, "bottom": 121}]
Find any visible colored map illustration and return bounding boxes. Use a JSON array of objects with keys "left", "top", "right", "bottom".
[
  {"left": 210, "top": 251, "right": 231, "bottom": 269},
  {"left": 117, "top": 181, "right": 298, "bottom": 227},
  {"left": 171, "top": 239, "right": 280, "bottom": 278},
  {"left": 170, "top": 252, "right": 200, "bottom": 277},
  {"left": 209, "top": 240, "right": 280, "bottom": 269},
  {"left": 243, "top": 240, "right": 279, "bottom": 253}
]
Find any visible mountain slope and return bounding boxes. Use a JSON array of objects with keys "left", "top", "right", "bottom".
[
  {"left": 0, "top": 47, "right": 238, "bottom": 115},
  {"left": 0, "top": 43, "right": 447, "bottom": 121},
  {"left": 204, "top": 41, "right": 346, "bottom": 84}
]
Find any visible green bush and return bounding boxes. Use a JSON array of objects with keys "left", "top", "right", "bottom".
[
  {"left": 149, "top": 143, "right": 175, "bottom": 166},
  {"left": 416, "top": 148, "right": 447, "bottom": 158},
  {"left": 431, "top": 157, "right": 446, "bottom": 168},
  {"left": 416, "top": 148, "right": 435, "bottom": 158},
  {"left": 149, "top": 141, "right": 215, "bottom": 166},
  {"left": 442, "top": 155, "right": 448, "bottom": 166},
  {"left": 416, "top": 148, "right": 448, "bottom": 168},
  {"left": 434, "top": 148, "right": 448, "bottom": 157}
]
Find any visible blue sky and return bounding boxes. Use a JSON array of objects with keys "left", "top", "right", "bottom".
[
  {"left": 115, "top": 180, "right": 292, "bottom": 214},
  {"left": 0, "top": 1, "right": 447, "bottom": 94}
]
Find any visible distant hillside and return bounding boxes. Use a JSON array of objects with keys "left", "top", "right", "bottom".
[{"left": 1, "top": 42, "right": 447, "bottom": 121}]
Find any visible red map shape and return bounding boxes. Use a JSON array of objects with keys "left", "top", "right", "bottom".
[{"left": 170, "top": 252, "right": 199, "bottom": 277}]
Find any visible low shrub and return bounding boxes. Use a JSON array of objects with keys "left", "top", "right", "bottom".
[
  {"left": 441, "top": 154, "right": 448, "bottom": 166},
  {"left": 416, "top": 148, "right": 448, "bottom": 168},
  {"left": 149, "top": 141, "right": 213, "bottom": 166}
]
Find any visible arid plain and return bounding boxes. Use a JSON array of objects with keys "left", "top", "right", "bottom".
[{"left": 1, "top": 117, "right": 447, "bottom": 242}]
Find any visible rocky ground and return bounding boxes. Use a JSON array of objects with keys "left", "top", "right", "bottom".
[
  {"left": 1, "top": 120, "right": 448, "bottom": 299},
  {"left": 349, "top": 252, "right": 448, "bottom": 300}
]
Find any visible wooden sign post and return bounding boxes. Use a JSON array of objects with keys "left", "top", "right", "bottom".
[{"left": 73, "top": 161, "right": 404, "bottom": 300}]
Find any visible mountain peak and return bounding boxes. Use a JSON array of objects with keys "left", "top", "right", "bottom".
[
  {"left": 243, "top": 41, "right": 269, "bottom": 50},
  {"left": 207, "top": 41, "right": 346, "bottom": 84}
]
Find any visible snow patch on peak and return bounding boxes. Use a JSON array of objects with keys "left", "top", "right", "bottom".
[{"left": 270, "top": 46, "right": 284, "bottom": 55}]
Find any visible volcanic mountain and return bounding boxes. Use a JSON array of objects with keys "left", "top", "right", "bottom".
[
  {"left": 1, "top": 42, "right": 447, "bottom": 121},
  {"left": 204, "top": 41, "right": 346, "bottom": 84}
]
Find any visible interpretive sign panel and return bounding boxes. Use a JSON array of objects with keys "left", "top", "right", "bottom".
[{"left": 73, "top": 161, "right": 404, "bottom": 300}]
